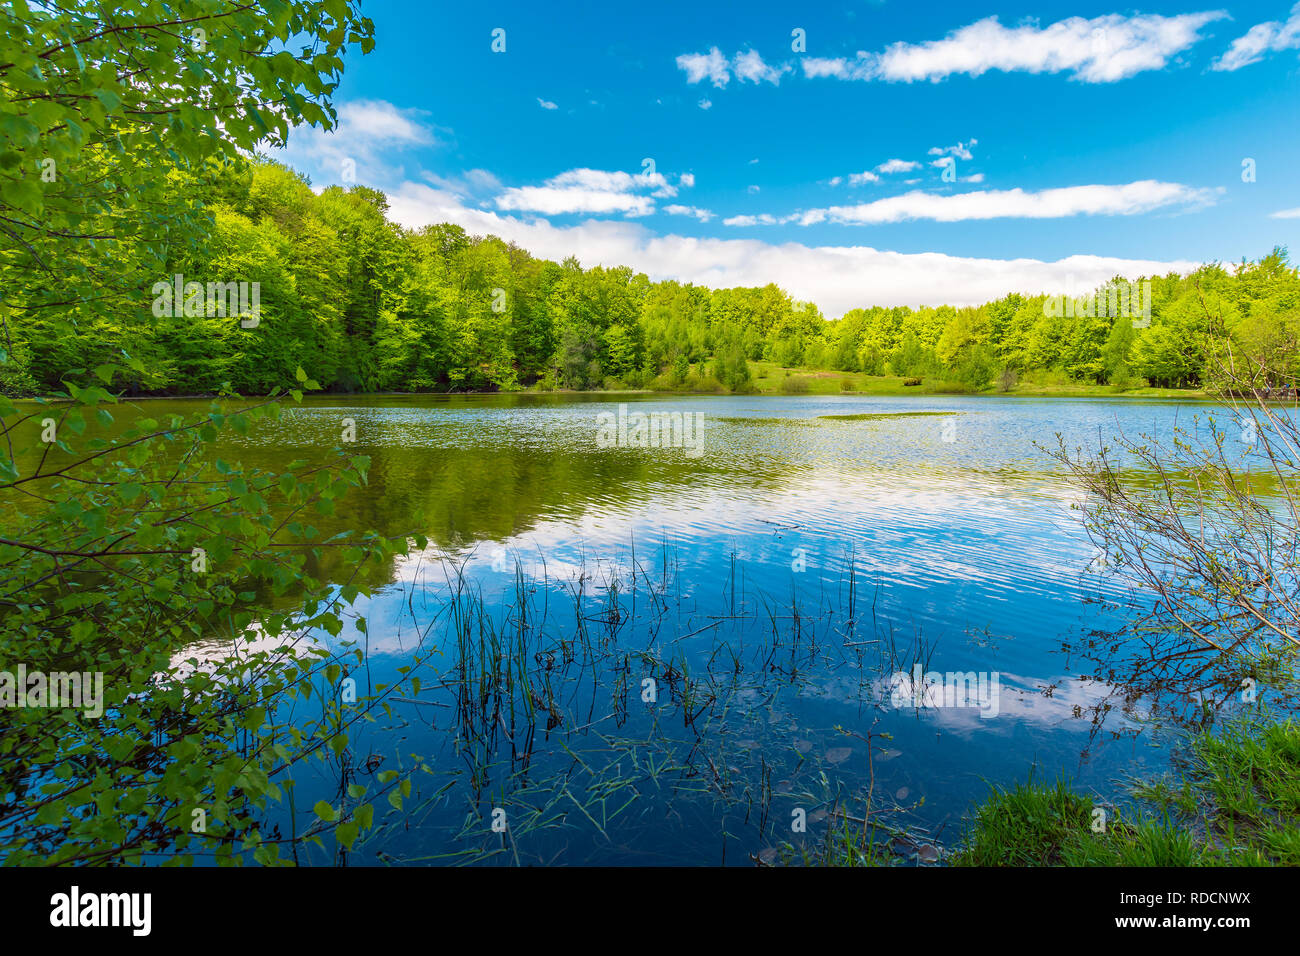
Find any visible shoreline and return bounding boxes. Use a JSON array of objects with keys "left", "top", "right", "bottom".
[{"left": 11, "top": 384, "right": 1221, "bottom": 403}]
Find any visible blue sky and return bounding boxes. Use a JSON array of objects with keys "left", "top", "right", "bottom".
[{"left": 277, "top": 0, "right": 1300, "bottom": 315}]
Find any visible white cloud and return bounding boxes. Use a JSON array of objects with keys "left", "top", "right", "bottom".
[
  {"left": 929, "top": 138, "right": 978, "bottom": 160},
  {"left": 876, "top": 158, "right": 921, "bottom": 174},
  {"left": 678, "top": 48, "right": 790, "bottom": 90},
  {"left": 277, "top": 99, "right": 434, "bottom": 185},
  {"left": 799, "top": 12, "right": 1227, "bottom": 84},
  {"left": 795, "top": 181, "right": 1217, "bottom": 226},
  {"left": 698, "top": 98, "right": 713, "bottom": 110},
  {"left": 801, "top": 56, "right": 863, "bottom": 80},
  {"left": 733, "top": 49, "right": 792, "bottom": 84},
  {"left": 333, "top": 100, "right": 433, "bottom": 144},
  {"left": 828, "top": 176, "right": 843, "bottom": 187},
  {"left": 464, "top": 169, "right": 503, "bottom": 193},
  {"left": 496, "top": 188, "right": 654, "bottom": 217},
  {"left": 747, "top": 184, "right": 761, "bottom": 194},
  {"left": 679, "top": 173, "right": 696, "bottom": 188},
  {"left": 421, "top": 168, "right": 502, "bottom": 198},
  {"left": 961, "top": 173, "right": 986, "bottom": 183},
  {"left": 1270, "top": 207, "right": 1300, "bottom": 219},
  {"left": 931, "top": 156, "right": 956, "bottom": 170},
  {"left": 1212, "top": 3, "right": 1300, "bottom": 70},
  {"left": 676, "top": 47, "right": 730, "bottom": 87},
  {"left": 722, "top": 213, "right": 790, "bottom": 227},
  {"left": 494, "top": 167, "right": 679, "bottom": 217},
  {"left": 384, "top": 181, "right": 1205, "bottom": 314},
  {"left": 664, "top": 204, "right": 714, "bottom": 222},
  {"left": 537, "top": 98, "right": 558, "bottom": 110}
]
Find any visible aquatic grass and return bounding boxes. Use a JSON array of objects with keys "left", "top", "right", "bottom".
[
  {"left": 251, "top": 533, "right": 1300, "bottom": 868},
  {"left": 714, "top": 416, "right": 813, "bottom": 426},
  {"left": 378, "top": 537, "right": 939, "bottom": 865},
  {"left": 951, "top": 776, "right": 1093, "bottom": 866},
  {"left": 818, "top": 411, "right": 959, "bottom": 422},
  {"left": 952, "top": 717, "right": 1300, "bottom": 866}
]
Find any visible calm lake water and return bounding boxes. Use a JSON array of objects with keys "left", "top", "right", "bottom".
[{"left": 119, "top": 393, "right": 1271, "bottom": 863}]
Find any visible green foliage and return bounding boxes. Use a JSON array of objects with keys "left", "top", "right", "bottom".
[
  {"left": 0, "top": 0, "right": 432, "bottom": 867},
  {"left": 2, "top": 0, "right": 1292, "bottom": 402},
  {"left": 953, "top": 777, "right": 1092, "bottom": 866},
  {"left": 0, "top": 383, "right": 422, "bottom": 864},
  {"left": 952, "top": 718, "right": 1300, "bottom": 866},
  {"left": 0, "top": 0, "right": 374, "bottom": 390},
  {"left": 952, "top": 344, "right": 997, "bottom": 391},
  {"left": 711, "top": 342, "right": 753, "bottom": 393}
]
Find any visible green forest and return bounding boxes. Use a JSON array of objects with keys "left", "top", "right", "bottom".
[{"left": 4, "top": 153, "right": 1297, "bottom": 398}]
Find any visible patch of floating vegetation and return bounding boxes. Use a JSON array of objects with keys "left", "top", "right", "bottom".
[
  {"left": 819, "top": 411, "right": 959, "bottom": 422},
  {"left": 716, "top": 416, "right": 813, "bottom": 425}
]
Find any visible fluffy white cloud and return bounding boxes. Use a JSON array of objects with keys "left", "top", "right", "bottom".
[
  {"left": 276, "top": 99, "right": 434, "bottom": 184},
  {"left": 663, "top": 204, "right": 714, "bottom": 222},
  {"left": 722, "top": 212, "right": 794, "bottom": 227},
  {"left": 1270, "top": 207, "right": 1300, "bottom": 219},
  {"left": 796, "top": 181, "right": 1216, "bottom": 225},
  {"left": 801, "top": 56, "right": 864, "bottom": 80},
  {"left": 332, "top": 100, "right": 433, "bottom": 144},
  {"left": 1212, "top": 3, "right": 1300, "bottom": 70},
  {"left": 876, "top": 159, "right": 921, "bottom": 174},
  {"left": 848, "top": 170, "right": 881, "bottom": 186},
  {"left": 384, "top": 181, "right": 1204, "bottom": 314},
  {"left": 676, "top": 47, "right": 730, "bottom": 87},
  {"left": 496, "top": 187, "right": 654, "bottom": 217},
  {"left": 733, "top": 49, "right": 792, "bottom": 84},
  {"left": 494, "top": 168, "right": 680, "bottom": 217},
  {"left": 929, "top": 138, "right": 978, "bottom": 160},
  {"left": 677, "top": 48, "right": 791, "bottom": 88},
  {"left": 799, "top": 11, "right": 1226, "bottom": 83},
  {"left": 698, "top": 98, "right": 713, "bottom": 110},
  {"left": 537, "top": 98, "right": 558, "bottom": 110},
  {"left": 961, "top": 173, "right": 986, "bottom": 184}
]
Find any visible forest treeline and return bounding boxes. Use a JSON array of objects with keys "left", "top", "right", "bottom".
[{"left": 5, "top": 157, "right": 1298, "bottom": 396}]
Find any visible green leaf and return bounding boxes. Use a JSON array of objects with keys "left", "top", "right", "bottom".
[{"left": 335, "top": 821, "right": 358, "bottom": 850}]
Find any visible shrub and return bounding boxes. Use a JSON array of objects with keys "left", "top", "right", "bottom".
[
  {"left": 687, "top": 371, "right": 725, "bottom": 393},
  {"left": 928, "top": 380, "right": 972, "bottom": 394},
  {"left": 0, "top": 379, "right": 423, "bottom": 865}
]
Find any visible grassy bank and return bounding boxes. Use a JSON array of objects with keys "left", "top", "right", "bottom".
[
  {"left": 744, "top": 361, "right": 1206, "bottom": 398},
  {"left": 521, "top": 359, "right": 1209, "bottom": 400},
  {"left": 11, "top": 362, "right": 1209, "bottom": 403},
  {"left": 833, "top": 717, "right": 1300, "bottom": 867}
]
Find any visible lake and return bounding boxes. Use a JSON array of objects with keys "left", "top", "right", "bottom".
[{"left": 127, "top": 392, "right": 1262, "bottom": 864}]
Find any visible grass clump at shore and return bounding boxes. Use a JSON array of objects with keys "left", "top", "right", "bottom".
[{"left": 950, "top": 717, "right": 1300, "bottom": 867}]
